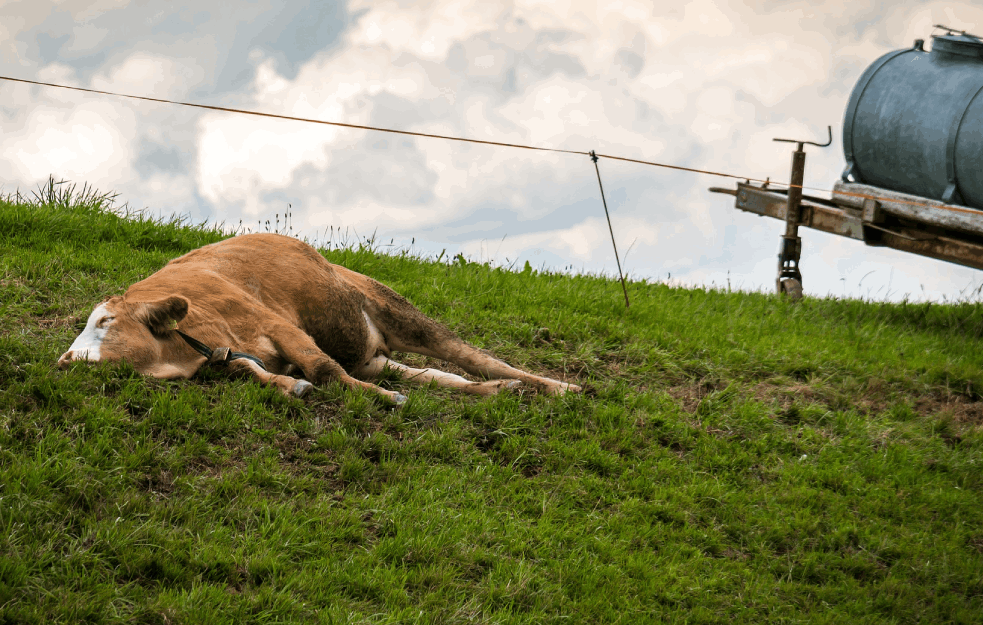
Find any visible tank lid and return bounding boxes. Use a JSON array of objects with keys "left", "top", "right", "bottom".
[{"left": 932, "top": 33, "right": 983, "bottom": 59}]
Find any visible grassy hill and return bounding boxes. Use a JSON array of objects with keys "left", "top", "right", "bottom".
[{"left": 1, "top": 181, "right": 982, "bottom": 624}]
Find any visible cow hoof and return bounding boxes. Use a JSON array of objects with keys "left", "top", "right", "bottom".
[
  {"left": 545, "top": 382, "right": 582, "bottom": 396},
  {"left": 469, "top": 379, "right": 522, "bottom": 396},
  {"left": 292, "top": 380, "right": 313, "bottom": 398}
]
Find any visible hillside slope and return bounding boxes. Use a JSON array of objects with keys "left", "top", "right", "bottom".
[{"left": 1, "top": 183, "right": 982, "bottom": 623}]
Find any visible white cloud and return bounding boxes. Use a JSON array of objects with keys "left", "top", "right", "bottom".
[
  {"left": 196, "top": 112, "right": 339, "bottom": 215},
  {"left": 349, "top": 0, "right": 503, "bottom": 60},
  {"left": 1, "top": 87, "right": 135, "bottom": 184},
  {"left": 0, "top": 57, "right": 205, "bottom": 219},
  {"left": 91, "top": 53, "right": 206, "bottom": 100}
]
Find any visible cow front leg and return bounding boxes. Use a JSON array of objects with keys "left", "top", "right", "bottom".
[
  {"left": 265, "top": 323, "right": 406, "bottom": 404},
  {"left": 227, "top": 358, "right": 313, "bottom": 398}
]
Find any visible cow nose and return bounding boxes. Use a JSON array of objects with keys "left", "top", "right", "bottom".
[{"left": 57, "top": 351, "right": 74, "bottom": 369}]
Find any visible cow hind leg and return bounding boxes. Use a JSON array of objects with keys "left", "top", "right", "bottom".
[
  {"left": 356, "top": 355, "right": 522, "bottom": 396},
  {"left": 367, "top": 294, "right": 581, "bottom": 396},
  {"left": 430, "top": 341, "right": 581, "bottom": 396}
]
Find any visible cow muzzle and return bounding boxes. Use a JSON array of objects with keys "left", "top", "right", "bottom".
[{"left": 57, "top": 350, "right": 95, "bottom": 369}]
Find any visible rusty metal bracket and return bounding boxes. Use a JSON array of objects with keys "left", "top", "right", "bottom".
[{"left": 771, "top": 126, "right": 832, "bottom": 299}]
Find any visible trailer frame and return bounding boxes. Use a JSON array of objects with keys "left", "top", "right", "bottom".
[{"left": 709, "top": 172, "right": 983, "bottom": 298}]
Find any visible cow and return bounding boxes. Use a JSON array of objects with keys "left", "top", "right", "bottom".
[{"left": 58, "top": 233, "right": 581, "bottom": 404}]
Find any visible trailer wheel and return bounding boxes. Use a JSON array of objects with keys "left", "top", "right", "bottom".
[{"left": 780, "top": 278, "right": 803, "bottom": 301}]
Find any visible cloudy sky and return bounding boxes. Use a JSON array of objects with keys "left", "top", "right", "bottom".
[{"left": 2, "top": 0, "right": 983, "bottom": 302}]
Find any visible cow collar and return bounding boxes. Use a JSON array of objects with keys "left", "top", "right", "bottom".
[{"left": 175, "top": 330, "right": 267, "bottom": 370}]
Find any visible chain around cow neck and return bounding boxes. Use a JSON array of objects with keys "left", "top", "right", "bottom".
[{"left": 175, "top": 330, "right": 266, "bottom": 370}]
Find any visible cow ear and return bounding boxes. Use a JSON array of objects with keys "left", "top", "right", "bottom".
[{"left": 136, "top": 296, "right": 190, "bottom": 335}]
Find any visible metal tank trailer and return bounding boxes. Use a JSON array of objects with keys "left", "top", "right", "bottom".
[{"left": 710, "top": 26, "right": 983, "bottom": 299}]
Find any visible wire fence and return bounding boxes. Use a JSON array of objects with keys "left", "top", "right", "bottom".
[
  {"left": 3, "top": 73, "right": 981, "bottom": 306},
  {"left": 6, "top": 74, "right": 981, "bottom": 216},
  {"left": 0, "top": 75, "right": 800, "bottom": 190}
]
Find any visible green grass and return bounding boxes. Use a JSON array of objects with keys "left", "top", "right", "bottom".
[{"left": 1, "top": 180, "right": 982, "bottom": 624}]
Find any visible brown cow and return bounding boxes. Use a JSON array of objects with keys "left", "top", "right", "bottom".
[{"left": 58, "top": 233, "right": 581, "bottom": 403}]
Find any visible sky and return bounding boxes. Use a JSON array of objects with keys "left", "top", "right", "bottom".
[{"left": 2, "top": 0, "right": 983, "bottom": 302}]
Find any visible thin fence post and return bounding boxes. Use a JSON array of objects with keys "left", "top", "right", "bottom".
[{"left": 590, "top": 151, "right": 630, "bottom": 309}]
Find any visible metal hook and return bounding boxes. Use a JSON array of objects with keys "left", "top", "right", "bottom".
[
  {"left": 773, "top": 125, "right": 832, "bottom": 149},
  {"left": 772, "top": 126, "right": 833, "bottom": 152}
]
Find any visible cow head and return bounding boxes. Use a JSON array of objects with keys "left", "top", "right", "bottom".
[{"left": 58, "top": 295, "right": 193, "bottom": 377}]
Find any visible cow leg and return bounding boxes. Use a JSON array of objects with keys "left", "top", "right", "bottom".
[
  {"left": 227, "top": 358, "right": 313, "bottom": 398},
  {"left": 413, "top": 339, "right": 580, "bottom": 396},
  {"left": 366, "top": 297, "right": 580, "bottom": 396},
  {"left": 355, "top": 356, "right": 522, "bottom": 396},
  {"left": 264, "top": 322, "right": 406, "bottom": 404}
]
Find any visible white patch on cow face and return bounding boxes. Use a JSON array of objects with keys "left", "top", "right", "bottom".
[{"left": 64, "top": 302, "right": 115, "bottom": 362}]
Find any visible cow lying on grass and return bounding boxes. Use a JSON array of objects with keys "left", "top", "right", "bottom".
[{"left": 58, "top": 233, "right": 581, "bottom": 404}]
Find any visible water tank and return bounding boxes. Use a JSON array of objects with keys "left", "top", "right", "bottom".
[{"left": 842, "top": 30, "right": 983, "bottom": 209}]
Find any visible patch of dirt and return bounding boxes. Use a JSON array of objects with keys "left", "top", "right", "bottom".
[
  {"left": 914, "top": 395, "right": 983, "bottom": 424},
  {"left": 0, "top": 277, "right": 28, "bottom": 289},
  {"left": 719, "top": 548, "right": 750, "bottom": 561},
  {"left": 37, "top": 317, "right": 76, "bottom": 329},
  {"left": 666, "top": 377, "right": 983, "bottom": 426},
  {"left": 270, "top": 433, "right": 344, "bottom": 486},
  {"left": 138, "top": 469, "right": 175, "bottom": 499},
  {"left": 665, "top": 377, "right": 725, "bottom": 413}
]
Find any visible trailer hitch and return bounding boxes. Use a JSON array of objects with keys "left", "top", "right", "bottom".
[{"left": 771, "top": 126, "right": 832, "bottom": 299}]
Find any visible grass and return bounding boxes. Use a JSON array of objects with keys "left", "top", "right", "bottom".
[{"left": 1, "top": 179, "right": 982, "bottom": 623}]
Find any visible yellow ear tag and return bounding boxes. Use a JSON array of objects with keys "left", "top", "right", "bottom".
[{"left": 169, "top": 319, "right": 179, "bottom": 331}]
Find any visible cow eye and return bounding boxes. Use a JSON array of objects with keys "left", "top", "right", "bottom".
[{"left": 96, "top": 316, "right": 115, "bottom": 328}]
